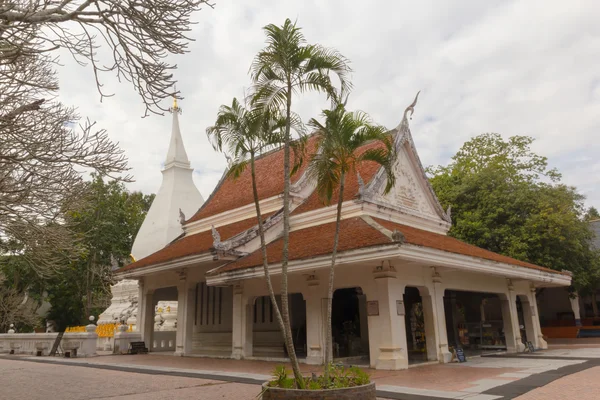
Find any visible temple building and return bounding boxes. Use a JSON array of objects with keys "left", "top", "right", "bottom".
[{"left": 117, "top": 96, "right": 571, "bottom": 369}]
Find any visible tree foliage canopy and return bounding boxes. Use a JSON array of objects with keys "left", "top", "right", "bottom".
[
  {"left": 45, "top": 175, "right": 153, "bottom": 328},
  {"left": 0, "top": 176, "right": 153, "bottom": 330},
  {"left": 1, "top": 0, "right": 211, "bottom": 281},
  {"left": 428, "top": 133, "right": 600, "bottom": 294}
]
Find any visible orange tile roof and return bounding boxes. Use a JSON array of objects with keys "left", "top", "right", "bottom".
[
  {"left": 209, "top": 217, "right": 393, "bottom": 275},
  {"left": 187, "top": 136, "right": 318, "bottom": 223},
  {"left": 373, "top": 218, "right": 566, "bottom": 275},
  {"left": 209, "top": 216, "right": 567, "bottom": 277},
  {"left": 121, "top": 214, "right": 272, "bottom": 272},
  {"left": 294, "top": 140, "right": 386, "bottom": 214}
]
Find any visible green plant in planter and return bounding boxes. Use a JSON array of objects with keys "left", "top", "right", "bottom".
[
  {"left": 267, "top": 364, "right": 371, "bottom": 390},
  {"left": 271, "top": 365, "right": 294, "bottom": 389}
]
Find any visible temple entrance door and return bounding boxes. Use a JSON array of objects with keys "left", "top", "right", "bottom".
[
  {"left": 331, "top": 287, "right": 369, "bottom": 365},
  {"left": 404, "top": 287, "right": 428, "bottom": 364}
]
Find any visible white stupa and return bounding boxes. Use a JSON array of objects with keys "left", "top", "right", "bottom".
[
  {"left": 99, "top": 98, "right": 204, "bottom": 328},
  {"left": 131, "top": 97, "right": 205, "bottom": 260}
]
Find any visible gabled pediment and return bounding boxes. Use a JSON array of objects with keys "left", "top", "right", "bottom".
[{"left": 362, "top": 94, "right": 451, "bottom": 226}]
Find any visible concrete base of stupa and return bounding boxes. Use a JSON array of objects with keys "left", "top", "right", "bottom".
[{"left": 98, "top": 279, "right": 140, "bottom": 329}]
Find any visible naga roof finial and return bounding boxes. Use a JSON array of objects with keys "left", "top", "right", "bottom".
[
  {"left": 211, "top": 225, "right": 221, "bottom": 247},
  {"left": 357, "top": 171, "right": 365, "bottom": 197},
  {"left": 403, "top": 91, "right": 420, "bottom": 122}
]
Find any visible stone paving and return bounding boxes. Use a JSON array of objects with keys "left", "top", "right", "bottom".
[
  {"left": 514, "top": 366, "right": 600, "bottom": 400},
  {"left": 33, "top": 353, "right": 523, "bottom": 392},
  {"left": 3, "top": 344, "right": 600, "bottom": 399},
  {"left": 0, "top": 358, "right": 258, "bottom": 400}
]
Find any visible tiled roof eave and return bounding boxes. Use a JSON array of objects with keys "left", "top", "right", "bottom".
[
  {"left": 206, "top": 241, "right": 571, "bottom": 286},
  {"left": 117, "top": 252, "right": 216, "bottom": 278},
  {"left": 206, "top": 243, "right": 401, "bottom": 284}
]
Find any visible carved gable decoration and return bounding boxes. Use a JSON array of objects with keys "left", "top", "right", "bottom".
[{"left": 366, "top": 146, "right": 438, "bottom": 218}]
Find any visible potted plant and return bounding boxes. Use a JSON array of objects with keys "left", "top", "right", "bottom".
[{"left": 260, "top": 365, "right": 376, "bottom": 400}]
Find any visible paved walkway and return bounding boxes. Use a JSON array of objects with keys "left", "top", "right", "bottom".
[
  {"left": 515, "top": 366, "right": 600, "bottom": 400},
  {"left": 3, "top": 344, "right": 600, "bottom": 399},
  {"left": 0, "top": 358, "right": 256, "bottom": 400}
]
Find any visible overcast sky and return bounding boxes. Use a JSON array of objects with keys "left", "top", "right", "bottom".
[{"left": 58, "top": 0, "right": 600, "bottom": 209}]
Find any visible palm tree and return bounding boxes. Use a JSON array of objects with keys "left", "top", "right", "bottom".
[
  {"left": 206, "top": 98, "right": 306, "bottom": 382},
  {"left": 250, "top": 19, "right": 351, "bottom": 386},
  {"left": 307, "top": 98, "right": 396, "bottom": 376}
]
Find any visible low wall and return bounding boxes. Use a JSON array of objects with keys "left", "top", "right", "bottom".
[
  {"left": 0, "top": 331, "right": 98, "bottom": 357},
  {"left": 114, "top": 332, "right": 142, "bottom": 354},
  {"left": 152, "top": 331, "right": 176, "bottom": 352}
]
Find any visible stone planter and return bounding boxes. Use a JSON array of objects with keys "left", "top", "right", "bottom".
[{"left": 260, "top": 382, "right": 376, "bottom": 400}]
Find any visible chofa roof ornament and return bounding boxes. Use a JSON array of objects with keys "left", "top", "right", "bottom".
[{"left": 403, "top": 91, "right": 420, "bottom": 122}]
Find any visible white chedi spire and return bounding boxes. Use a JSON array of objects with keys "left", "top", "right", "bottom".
[
  {"left": 164, "top": 97, "right": 190, "bottom": 169},
  {"left": 131, "top": 97, "right": 205, "bottom": 261}
]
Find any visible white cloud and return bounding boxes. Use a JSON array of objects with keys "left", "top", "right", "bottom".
[{"left": 56, "top": 0, "right": 600, "bottom": 208}]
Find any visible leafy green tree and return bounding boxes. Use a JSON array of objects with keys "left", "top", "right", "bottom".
[
  {"left": 428, "top": 133, "right": 600, "bottom": 309},
  {"left": 307, "top": 98, "right": 396, "bottom": 373},
  {"left": 250, "top": 19, "right": 351, "bottom": 386},
  {"left": 585, "top": 207, "right": 600, "bottom": 221},
  {"left": 46, "top": 175, "right": 154, "bottom": 328}
]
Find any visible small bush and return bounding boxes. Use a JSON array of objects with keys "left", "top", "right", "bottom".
[{"left": 267, "top": 364, "right": 370, "bottom": 390}]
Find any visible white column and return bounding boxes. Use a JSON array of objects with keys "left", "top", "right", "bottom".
[
  {"left": 367, "top": 261, "right": 408, "bottom": 370},
  {"left": 231, "top": 284, "right": 252, "bottom": 359},
  {"left": 185, "top": 285, "right": 195, "bottom": 354},
  {"left": 569, "top": 294, "right": 582, "bottom": 327},
  {"left": 175, "top": 271, "right": 194, "bottom": 356},
  {"left": 431, "top": 271, "right": 452, "bottom": 363},
  {"left": 141, "top": 288, "right": 154, "bottom": 349},
  {"left": 530, "top": 284, "right": 548, "bottom": 349},
  {"left": 419, "top": 289, "right": 438, "bottom": 361},
  {"left": 501, "top": 280, "right": 525, "bottom": 353},
  {"left": 519, "top": 295, "right": 537, "bottom": 348},
  {"left": 304, "top": 275, "right": 325, "bottom": 365},
  {"left": 136, "top": 279, "right": 144, "bottom": 333}
]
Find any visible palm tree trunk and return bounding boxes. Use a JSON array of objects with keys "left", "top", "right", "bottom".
[
  {"left": 280, "top": 83, "right": 305, "bottom": 387},
  {"left": 250, "top": 151, "right": 289, "bottom": 360},
  {"left": 324, "top": 170, "right": 345, "bottom": 380}
]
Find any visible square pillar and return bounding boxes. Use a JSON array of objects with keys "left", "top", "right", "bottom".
[
  {"left": 530, "top": 285, "right": 548, "bottom": 349},
  {"left": 501, "top": 280, "right": 525, "bottom": 353},
  {"left": 136, "top": 279, "right": 144, "bottom": 333},
  {"left": 431, "top": 272, "right": 452, "bottom": 363},
  {"left": 420, "top": 292, "right": 439, "bottom": 361},
  {"left": 175, "top": 272, "right": 195, "bottom": 356},
  {"left": 304, "top": 276, "right": 325, "bottom": 365},
  {"left": 569, "top": 294, "right": 582, "bottom": 327},
  {"left": 232, "top": 284, "right": 252, "bottom": 359},
  {"left": 367, "top": 262, "right": 408, "bottom": 370},
  {"left": 519, "top": 295, "right": 537, "bottom": 349},
  {"left": 141, "top": 288, "right": 154, "bottom": 348}
]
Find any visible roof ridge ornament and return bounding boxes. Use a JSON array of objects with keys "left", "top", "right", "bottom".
[
  {"left": 169, "top": 84, "right": 182, "bottom": 114},
  {"left": 211, "top": 225, "right": 221, "bottom": 247},
  {"left": 357, "top": 171, "right": 365, "bottom": 197},
  {"left": 179, "top": 208, "right": 186, "bottom": 225},
  {"left": 403, "top": 91, "right": 420, "bottom": 122}
]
